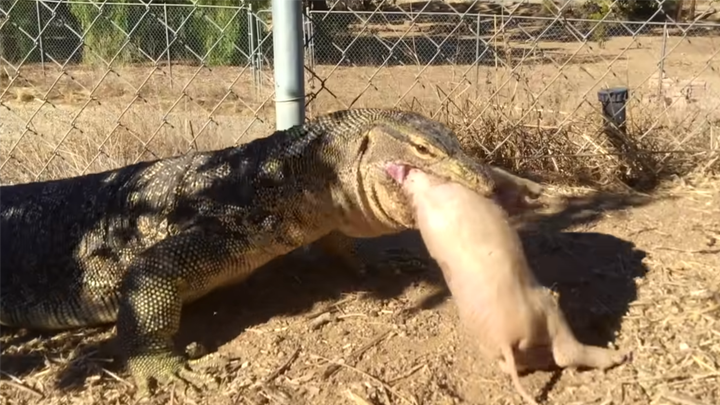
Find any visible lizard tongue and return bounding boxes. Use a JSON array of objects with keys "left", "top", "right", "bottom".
[{"left": 385, "top": 163, "right": 412, "bottom": 184}]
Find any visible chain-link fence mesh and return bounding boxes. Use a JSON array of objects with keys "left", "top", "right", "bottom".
[
  {"left": 2, "top": 0, "right": 720, "bottom": 188},
  {"left": 0, "top": 0, "right": 276, "bottom": 184},
  {"left": 301, "top": 0, "right": 720, "bottom": 187}
]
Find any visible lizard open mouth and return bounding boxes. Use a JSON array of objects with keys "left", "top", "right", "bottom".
[{"left": 384, "top": 162, "right": 415, "bottom": 184}]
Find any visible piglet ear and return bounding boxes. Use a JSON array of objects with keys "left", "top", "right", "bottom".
[
  {"left": 491, "top": 185, "right": 545, "bottom": 217},
  {"left": 491, "top": 187, "right": 524, "bottom": 217},
  {"left": 385, "top": 163, "right": 410, "bottom": 183},
  {"left": 485, "top": 166, "right": 544, "bottom": 216}
]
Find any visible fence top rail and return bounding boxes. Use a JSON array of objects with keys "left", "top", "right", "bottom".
[
  {"left": 15, "top": 1, "right": 720, "bottom": 30},
  {"left": 21, "top": 0, "right": 253, "bottom": 11},
  {"left": 306, "top": 10, "right": 720, "bottom": 29}
]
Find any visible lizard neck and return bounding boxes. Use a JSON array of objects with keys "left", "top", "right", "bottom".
[{"left": 170, "top": 122, "right": 397, "bottom": 254}]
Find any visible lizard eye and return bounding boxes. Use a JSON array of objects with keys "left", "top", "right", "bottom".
[{"left": 414, "top": 144, "right": 432, "bottom": 156}]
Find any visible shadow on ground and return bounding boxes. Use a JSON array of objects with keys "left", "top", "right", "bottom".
[{"left": 0, "top": 189, "right": 658, "bottom": 392}]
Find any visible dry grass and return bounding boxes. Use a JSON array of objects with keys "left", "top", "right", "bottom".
[
  {"left": 2, "top": 33, "right": 719, "bottom": 188},
  {"left": 1, "top": 27, "right": 719, "bottom": 405}
]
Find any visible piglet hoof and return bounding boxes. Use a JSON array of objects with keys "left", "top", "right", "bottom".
[
  {"left": 591, "top": 347, "right": 631, "bottom": 372},
  {"left": 555, "top": 344, "right": 630, "bottom": 372},
  {"left": 497, "top": 358, "right": 513, "bottom": 375},
  {"left": 498, "top": 358, "right": 531, "bottom": 376},
  {"left": 602, "top": 348, "right": 632, "bottom": 371}
]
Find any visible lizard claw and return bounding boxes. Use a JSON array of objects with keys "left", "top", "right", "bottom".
[
  {"left": 128, "top": 351, "right": 219, "bottom": 399},
  {"left": 175, "top": 366, "right": 219, "bottom": 393}
]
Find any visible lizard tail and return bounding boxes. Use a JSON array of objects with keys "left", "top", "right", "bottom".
[{"left": 501, "top": 345, "right": 540, "bottom": 405}]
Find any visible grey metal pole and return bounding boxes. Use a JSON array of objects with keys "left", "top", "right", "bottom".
[
  {"left": 474, "top": 13, "right": 479, "bottom": 100},
  {"left": 304, "top": 6, "right": 314, "bottom": 118},
  {"left": 271, "top": 0, "right": 305, "bottom": 130},
  {"left": 658, "top": 21, "right": 668, "bottom": 103},
  {"left": 164, "top": 4, "right": 172, "bottom": 89},
  {"left": 247, "top": 5, "right": 256, "bottom": 93},
  {"left": 35, "top": 0, "right": 45, "bottom": 76}
]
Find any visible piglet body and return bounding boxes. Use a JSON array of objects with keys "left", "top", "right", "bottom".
[{"left": 397, "top": 168, "right": 629, "bottom": 405}]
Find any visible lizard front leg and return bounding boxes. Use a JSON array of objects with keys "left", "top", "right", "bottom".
[
  {"left": 116, "top": 230, "right": 234, "bottom": 397},
  {"left": 313, "top": 231, "right": 368, "bottom": 276}
]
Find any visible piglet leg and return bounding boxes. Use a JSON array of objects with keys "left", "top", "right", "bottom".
[
  {"left": 545, "top": 297, "right": 630, "bottom": 370},
  {"left": 552, "top": 333, "right": 629, "bottom": 371},
  {"left": 498, "top": 345, "right": 541, "bottom": 405}
]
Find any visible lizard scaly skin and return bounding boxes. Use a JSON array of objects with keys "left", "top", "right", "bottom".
[{"left": 0, "top": 108, "right": 542, "bottom": 396}]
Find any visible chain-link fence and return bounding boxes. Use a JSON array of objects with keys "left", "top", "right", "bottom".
[
  {"left": 2, "top": 0, "right": 719, "bottom": 187},
  {"left": 301, "top": 0, "right": 720, "bottom": 186},
  {"left": 0, "top": 0, "right": 276, "bottom": 184}
]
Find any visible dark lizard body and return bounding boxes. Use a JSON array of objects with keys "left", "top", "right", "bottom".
[{"left": 0, "top": 108, "right": 542, "bottom": 396}]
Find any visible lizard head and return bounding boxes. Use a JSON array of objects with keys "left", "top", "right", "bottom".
[
  {"left": 348, "top": 110, "right": 499, "bottom": 230},
  {"left": 316, "top": 109, "right": 542, "bottom": 236}
]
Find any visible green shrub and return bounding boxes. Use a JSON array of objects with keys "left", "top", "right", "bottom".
[
  {"left": 67, "top": 0, "right": 271, "bottom": 67},
  {"left": 69, "top": 0, "right": 135, "bottom": 65},
  {"left": 616, "top": 0, "right": 679, "bottom": 21},
  {"left": 586, "top": 0, "right": 613, "bottom": 45},
  {"left": 185, "top": 0, "right": 247, "bottom": 66},
  {"left": 1, "top": 0, "right": 41, "bottom": 63},
  {"left": 579, "top": 0, "right": 679, "bottom": 21}
]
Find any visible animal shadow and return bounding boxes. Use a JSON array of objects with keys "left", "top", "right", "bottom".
[
  {"left": 359, "top": 227, "right": 648, "bottom": 351},
  {"left": 523, "top": 230, "right": 647, "bottom": 347},
  {"left": 366, "top": 189, "right": 653, "bottom": 350}
]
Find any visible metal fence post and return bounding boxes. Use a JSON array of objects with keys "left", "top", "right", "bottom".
[
  {"left": 271, "top": 0, "right": 305, "bottom": 130},
  {"left": 254, "top": 9, "right": 262, "bottom": 88},
  {"left": 247, "top": 4, "right": 256, "bottom": 93},
  {"left": 304, "top": 6, "right": 314, "bottom": 117},
  {"left": 474, "top": 13, "right": 480, "bottom": 100},
  {"left": 35, "top": 0, "right": 45, "bottom": 76},
  {"left": 494, "top": 13, "right": 499, "bottom": 94},
  {"left": 658, "top": 21, "right": 668, "bottom": 104},
  {"left": 163, "top": 3, "right": 172, "bottom": 89},
  {"left": 305, "top": 8, "right": 315, "bottom": 79},
  {"left": 598, "top": 87, "right": 629, "bottom": 134},
  {"left": 598, "top": 86, "right": 653, "bottom": 186}
]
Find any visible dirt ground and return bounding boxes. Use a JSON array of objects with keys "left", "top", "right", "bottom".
[
  {"left": 1, "top": 11, "right": 719, "bottom": 405},
  {"left": 1, "top": 177, "right": 718, "bottom": 405}
]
